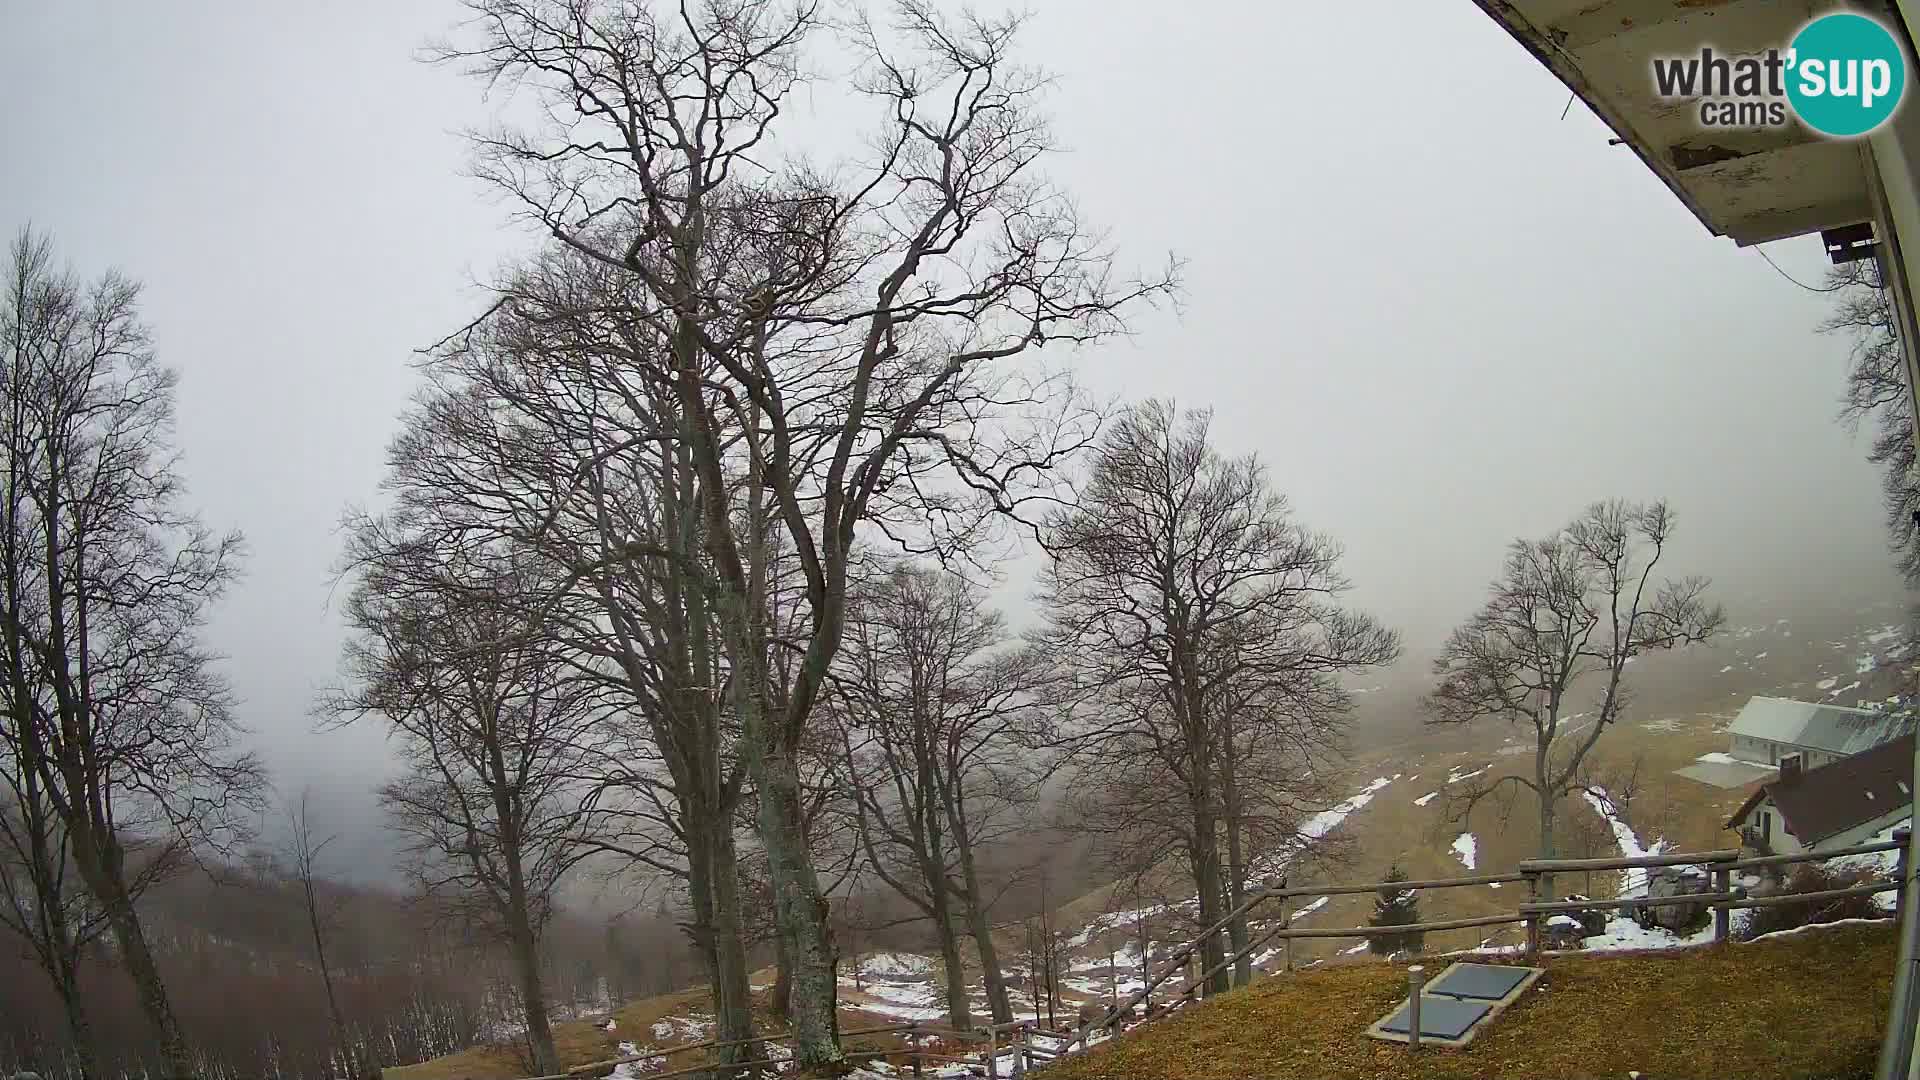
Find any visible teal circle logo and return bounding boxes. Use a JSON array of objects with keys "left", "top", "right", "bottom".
[{"left": 1786, "top": 13, "right": 1907, "bottom": 137}]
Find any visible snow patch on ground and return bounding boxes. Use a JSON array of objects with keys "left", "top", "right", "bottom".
[
  {"left": 1826, "top": 825, "right": 1905, "bottom": 910},
  {"left": 608, "top": 1042, "right": 666, "bottom": 1079},
  {"left": 1693, "top": 751, "right": 1745, "bottom": 766},
  {"left": 1292, "top": 896, "right": 1329, "bottom": 920},
  {"left": 1581, "top": 787, "right": 1666, "bottom": 896},
  {"left": 1719, "top": 665, "right": 1734, "bottom": 674},
  {"left": 1745, "top": 916, "right": 1895, "bottom": 943},
  {"left": 1451, "top": 832, "right": 1477, "bottom": 871},
  {"left": 1828, "top": 679, "right": 1863, "bottom": 699},
  {"left": 1446, "top": 764, "right": 1490, "bottom": 784},
  {"left": 647, "top": 1015, "right": 712, "bottom": 1042},
  {"left": 843, "top": 970, "right": 948, "bottom": 1021},
  {"left": 861, "top": 952, "right": 934, "bottom": 977},
  {"left": 1065, "top": 905, "right": 1165, "bottom": 949},
  {"left": 1414, "top": 791, "right": 1438, "bottom": 807},
  {"left": 1288, "top": 777, "right": 1394, "bottom": 853}
]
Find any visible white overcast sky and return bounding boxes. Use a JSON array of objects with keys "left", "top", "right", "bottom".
[{"left": 1, "top": 1, "right": 1902, "bottom": 857}]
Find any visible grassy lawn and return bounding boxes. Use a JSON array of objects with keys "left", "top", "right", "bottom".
[{"left": 1045, "top": 922, "right": 1897, "bottom": 1080}]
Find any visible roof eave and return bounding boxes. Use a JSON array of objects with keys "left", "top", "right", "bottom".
[{"left": 1469, "top": 0, "right": 1729, "bottom": 238}]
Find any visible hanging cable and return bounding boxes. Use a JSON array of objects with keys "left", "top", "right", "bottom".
[{"left": 1755, "top": 247, "right": 1843, "bottom": 293}]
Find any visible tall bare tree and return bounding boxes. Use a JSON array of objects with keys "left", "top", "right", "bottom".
[
  {"left": 0, "top": 764, "right": 109, "bottom": 1079},
  {"left": 1041, "top": 400, "right": 1398, "bottom": 995},
  {"left": 834, "top": 561, "right": 1054, "bottom": 1027},
  {"left": 1425, "top": 499, "right": 1723, "bottom": 898},
  {"left": 334, "top": 545, "right": 601, "bottom": 1076},
  {"left": 281, "top": 793, "right": 357, "bottom": 1079},
  {"left": 364, "top": 277, "right": 769, "bottom": 1069},
  {"left": 1825, "top": 261, "right": 1920, "bottom": 584},
  {"left": 431, "top": 1, "right": 1174, "bottom": 1063},
  {"left": 0, "top": 228, "right": 261, "bottom": 1080}
]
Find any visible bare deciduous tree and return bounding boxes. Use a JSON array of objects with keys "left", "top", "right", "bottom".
[
  {"left": 1825, "top": 261, "right": 1920, "bottom": 584},
  {"left": 1426, "top": 499, "right": 1723, "bottom": 897},
  {"left": 365, "top": 285, "right": 769, "bottom": 1069},
  {"left": 333, "top": 546, "right": 601, "bottom": 1076},
  {"left": 0, "top": 228, "right": 261, "bottom": 1080},
  {"left": 1041, "top": 400, "right": 1398, "bottom": 996},
  {"left": 281, "top": 793, "right": 356, "bottom": 1079},
  {"left": 834, "top": 561, "right": 1054, "bottom": 1028},
  {"left": 429, "top": 1, "right": 1175, "bottom": 1063},
  {"left": 0, "top": 763, "right": 109, "bottom": 1080}
]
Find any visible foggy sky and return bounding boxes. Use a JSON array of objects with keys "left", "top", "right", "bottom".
[{"left": 1, "top": 2, "right": 1903, "bottom": 874}]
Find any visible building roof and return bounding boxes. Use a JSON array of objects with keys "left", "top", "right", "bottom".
[
  {"left": 1727, "top": 696, "right": 1910, "bottom": 756},
  {"left": 1726, "top": 733, "right": 1916, "bottom": 845},
  {"left": 1466, "top": 0, "right": 1874, "bottom": 246}
]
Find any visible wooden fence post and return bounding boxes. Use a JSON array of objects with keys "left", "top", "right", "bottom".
[
  {"left": 1713, "top": 864, "right": 1731, "bottom": 943},
  {"left": 987, "top": 1027, "right": 998, "bottom": 1080},
  {"left": 1012, "top": 1023, "right": 1027, "bottom": 1078},
  {"left": 908, "top": 1028, "right": 922, "bottom": 1080},
  {"left": 1283, "top": 902, "right": 1294, "bottom": 973},
  {"left": 1524, "top": 870, "right": 1542, "bottom": 961},
  {"left": 1896, "top": 835, "right": 1912, "bottom": 929}
]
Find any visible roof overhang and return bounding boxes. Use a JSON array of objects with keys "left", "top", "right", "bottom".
[{"left": 1471, "top": 0, "right": 1891, "bottom": 245}]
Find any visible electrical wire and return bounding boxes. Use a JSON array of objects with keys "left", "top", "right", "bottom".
[{"left": 1755, "top": 246, "right": 1843, "bottom": 293}]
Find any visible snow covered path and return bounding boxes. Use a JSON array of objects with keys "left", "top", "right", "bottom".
[{"left": 1576, "top": 787, "right": 1715, "bottom": 951}]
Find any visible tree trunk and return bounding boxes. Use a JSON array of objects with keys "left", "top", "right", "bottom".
[
  {"left": 772, "top": 927, "right": 793, "bottom": 1020},
  {"left": 306, "top": 896, "right": 356, "bottom": 1078},
  {"left": 55, "top": 961, "right": 101, "bottom": 1080},
  {"left": 752, "top": 757, "right": 842, "bottom": 1069},
  {"left": 960, "top": 892, "right": 1013, "bottom": 1026},
  {"left": 1537, "top": 794, "right": 1558, "bottom": 902},
  {"left": 948, "top": 791, "right": 1012, "bottom": 1025},
  {"left": 93, "top": 862, "right": 194, "bottom": 1080},
  {"left": 706, "top": 819, "right": 758, "bottom": 1073},
  {"left": 1220, "top": 723, "right": 1251, "bottom": 988},
  {"left": 1189, "top": 806, "right": 1229, "bottom": 997},
  {"left": 1224, "top": 876, "right": 1249, "bottom": 988},
  {"left": 503, "top": 857, "right": 559, "bottom": 1075},
  {"left": 935, "top": 913, "right": 971, "bottom": 1031}
]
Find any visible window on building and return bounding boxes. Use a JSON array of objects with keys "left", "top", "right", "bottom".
[{"left": 1758, "top": 811, "right": 1771, "bottom": 840}]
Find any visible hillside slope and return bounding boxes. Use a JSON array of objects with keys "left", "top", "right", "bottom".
[{"left": 1043, "top": 921, "right": 1898, "bottom": 1080}]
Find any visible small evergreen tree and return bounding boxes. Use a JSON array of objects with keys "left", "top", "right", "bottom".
[{"left": 1369, "top": 865, "right": 1426, "bottom": 955}]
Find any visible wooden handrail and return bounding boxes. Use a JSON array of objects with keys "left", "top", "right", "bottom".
[
  {"left": 1518, "top": 849, "right": 1740, "bottom": 872},
  {"left": 1721, "top": 880, "right": 1901, "bottom": 909},
  {"left": 1265, "top": 912, "right": 1527, "bottom": 939},
  {"left": 1520, "top": 891, "right": 1737, "bottom": 915},
  {"left": 1723, "top": 838, "right": 1904, "bottom": 872},
  {"left": 1265, "top": 871, "right": 1528, "bottom": 899}
]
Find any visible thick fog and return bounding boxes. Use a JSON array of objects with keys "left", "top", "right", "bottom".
[{"left": 1, "top": 1, "right": 1900, "bottom": 875}]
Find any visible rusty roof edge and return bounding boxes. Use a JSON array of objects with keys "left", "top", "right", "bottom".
[{"left": 1469, "top": 0, "right": 1731, "bottom": 240}]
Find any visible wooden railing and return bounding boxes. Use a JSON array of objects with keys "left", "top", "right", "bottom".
[{"left": 502, "top": 834, "right": 1911, "bottom": 1079}]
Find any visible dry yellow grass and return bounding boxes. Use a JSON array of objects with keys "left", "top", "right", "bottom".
[
  {"left": 385, "top": 978, "right": 923, "bottom": 1080},
  {"left": 383, "top": 1020, "right": 621, "bottom": 1080},
  {"left": 1047, "top": 921, "right": 1898, "bottom": 1080}
]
